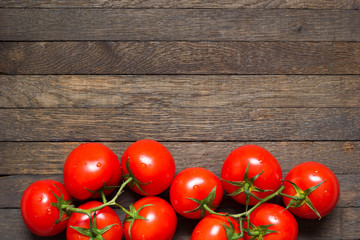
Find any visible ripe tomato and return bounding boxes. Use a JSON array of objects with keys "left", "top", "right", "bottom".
[
  {"left": 170, "top": 167, "right": 223, "bottom": 219},
  {"left": 120, "top": 139, "right": 175, "bottom": 196},
  {"left": 63, "top": 143, "right": 121, "bottom": 200},
  {"left": 244, "top": 203, "right": 298, "bottom": 240},
  {"left": 282, "top": 161, "right": 340, "bottom": 219},
  {"left": 221, "top": 145, "right": 282, "bottom": 206},
  {"left": 67, "top": 201, "right": 123, "bottom": 240},
  {"left": 123, "top": 196, "right": 177, "bottom": 240},
  {"left": 21, "top": 180, "right": 72, "bottom": 236},
  {"left": 191, "top": 214, "right": 243, "bottom": 240}
]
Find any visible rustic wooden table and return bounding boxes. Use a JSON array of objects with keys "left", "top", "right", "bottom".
[{"left": 0, "top": 1, "right": 359, "bottom": 239}]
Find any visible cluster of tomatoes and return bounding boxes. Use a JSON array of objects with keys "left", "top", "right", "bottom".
[{"left": 20, "top": 139, "right": 340, "bottom": 240}]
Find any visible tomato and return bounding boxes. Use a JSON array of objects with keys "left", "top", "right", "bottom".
[
  {"left": 221, "top": 145, "right": 282, "bottom": 206},
  {"left": 123, "top": 196, "right": 177, "bottom": 240},
  {"left": 170, "top": 167, "right": 223, "bottom": 219},
  {"left": 282, "top": 161, "right": 340, "bottom": 219},
  {"left": 244, "top": 203, "right": 298, "bottom": 240},
  {"left": 63, "top": 143, "right": 121, "bottom": 200},
  {"left": 21, "top": 180, "right": 72, "bottom": 236},
  {"left": 120, "top": 139, "right": 175, "bottom": 196},
  {"left": 67, "top": 201, "right": 122, "bottom": 240},
  {"left": 191, "top": 214, "right": 243, "bottom": 240}
]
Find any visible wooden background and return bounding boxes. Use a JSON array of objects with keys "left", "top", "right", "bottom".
[{"left": 0, "top": 0, "right": 359, "bottom": 239}]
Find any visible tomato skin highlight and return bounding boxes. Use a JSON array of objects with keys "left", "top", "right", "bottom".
[
  {"left": 245, "top": 203, "right": 298, "bottom": 240},
  {"left": 63, "top": 143, "right": 121, "bottom": 200},
  {"left": 282, "top": 161, "right": 340, "bottom": 219},
  {"left": 123, "top": 196, "right": 177, "bottom": 240},
  {"left": 66, "top": 201, "right": 123, "bottom": 240},
  {"left": 191, "top": 214, "right": 243, "bottom": 240},
  {"left": 120, "top": 139, "right": 175, "bottom": 196},
  {"left": 20, "top": 180, "right": 71, "bottom": 236},
  {"left": 170, "top": 167, "right": 223, "bottom": 219},
  {"left": 221, "top": 144, "right": 282, "bottom": 206}
]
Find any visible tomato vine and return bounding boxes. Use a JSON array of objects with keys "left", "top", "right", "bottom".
[{"left": 20, "top": 141, "right": 340, "bottom": 240}]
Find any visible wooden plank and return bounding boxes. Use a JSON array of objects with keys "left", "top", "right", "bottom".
[
  {"left": 1, "top": 173, "right": 357, "bottom": 208},
  {"left": 0, "top": 206, "right": 355, "bottom": 239},
  {"left": 341, "top": 206, "right": 360, "bottom": 239},
  {"left": 0, "top": 9, "right": 359, "bottom": 41},
  {"left": 1, "top": 75, "right": 359, "bottom": 108},
  {"left": 1, "top": 42, "right": 360, "bottom": 75},
  {"left": 0, "top": 0, "right": 359, "bottom": 9},
  {"left": 295, "top": 207, "right": 343, "bottom": 239},
  {"left": 0, "top": 108, "right": 358, "bottom": 141},
  {"left": 1, "top": 142, "right": 359, "bottom": 175}
]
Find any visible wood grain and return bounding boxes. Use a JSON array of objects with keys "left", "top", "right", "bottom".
[
  {"left": 1, "top": 75, "right": 359, "bottom": 108},
  {"left": 1, "top": 0, "right": 359, "bottom": 9},
  {"left": 1, "top": 142, "right": 359, "bottom": 175},
  {"left": 0, "top": 108, "right": 358, "bottom": 141},
  {"left": 1, "top": 9, "right": 359, "bottom": 41},
  {"left": 1, "top": 42, "right": 360, "bottom": 75}
]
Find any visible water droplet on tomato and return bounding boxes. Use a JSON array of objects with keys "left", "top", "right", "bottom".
[
  {"left": 97, "top": 162, "right": 102, "bottom": 167},
  {"left": 37, "top": 197, "right": 42, "bottom": 202},
  {"left": 141, "top": 234, "right": 145, "bottom": 240},
  {"left": 47, "top": 208, "right": 52, "bottom": 215},
  {"left": 141, "top": 163, "right": 147, "bottom": 168},
  {"left": 193, "top": 185, "right": 199, "bottom": 191}
]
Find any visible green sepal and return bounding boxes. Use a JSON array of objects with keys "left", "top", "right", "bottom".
[
  {"left": 222, "top": 216, "right": 243, "bottom": 240},
  {"left": 124, "top": 203, "right": 154, "bottom": 240},
  {"left": 247, "top": 222, "right": 277, "bottom": 240},
  {"left": 185, "top": 186, "right": 218, "bottom": 218},
  {"left": 85, "top": 182, "right": 121, "bottom": 202},
  {"left": 70, "top": 212, "right": 118, "bottom": 240},
  {"left": 222, "top": 163, "right": 271, "bottom": 211},
  {"left": 50, "top": 184, "right": 73, "bottom": 224},
  {"left": 284, "top": 180, "right": 326, "bottom": 219},
  {"left": 70, "top": 226, "right": 92, "bottom": 237},
  {"left": 123, "top": 157, "right": 151, "bottom": 195},
  {"left": 85, "top": 183, "right": 120, "bottom": 194}
]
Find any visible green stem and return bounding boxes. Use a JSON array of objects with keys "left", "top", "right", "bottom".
[
  {"left": 203, "top": 204, "right": 227, "bottom": 217},
  {"left": 65, "top": 177, "right": 134, "bottom": 216},
  {"left": 229, "top": 185, "right": 285, "bottom": 218},
  {"left": 115, "top": 203, "right": 133, "bottom": 216},
  {"left": 108, "top": 177, "right": 133, "bottom": 205},
  {"left": 99, "top": 190, "right": 107, "bottom": 204},
  {"left": 280, "top": 192, "right": 298, "bottom": 200},
  {"left": 89, "top": 214, "right": 95, "bottom": 236}
]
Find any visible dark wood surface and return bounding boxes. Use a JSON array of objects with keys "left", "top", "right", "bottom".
[
  {"left": 1, "top": 9, "right": 360, "bottom": 41},
  {"left": 0, "top": 1, "right": 359, "bottom": 239}
]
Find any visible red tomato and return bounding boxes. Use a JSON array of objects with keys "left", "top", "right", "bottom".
[
  {"left": 21, "top": 180, "right": 71, "bottom": 236},
  {"left": 170, "top": 167, "right": 223, "bottom": 219},
  {"left": 244, "top": 203, "right": 298, "bottom": 240},
  {"left": 191, "top": 214, "right": 243, "bottom": 240},
  {"left": 120, "top": 139, "right": 175, "bottom": 196},
  {"left": 282, "top": 161, "right": 340, "bottom": 219},
  {"left": 67, "top": 201, "right": 123, "bottom": 240},
  {"left": 123, "top": 196, "right": 177, "bottom": 240},
  {"left": 63, "top": 143, "right": 121, "bottom": 200},
  {"left": 221, "top": 145, "right": 282, "bottom": 206}
]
